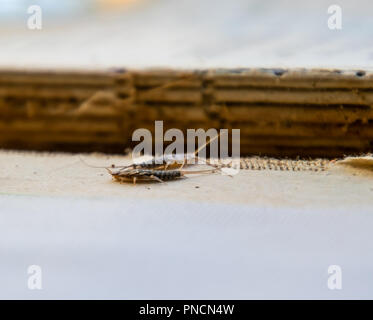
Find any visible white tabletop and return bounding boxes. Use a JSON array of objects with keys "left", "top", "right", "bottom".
[{"left": 0, "top": 152, "right": 372, "bottom": 299}]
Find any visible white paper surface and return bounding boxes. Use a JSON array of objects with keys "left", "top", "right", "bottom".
[{"left": 1, "top": 194, "right": 372, "bottom": 299}]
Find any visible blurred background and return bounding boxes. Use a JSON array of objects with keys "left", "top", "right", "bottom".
[
  {"left": 0, "top": 0, "right": 136, "bottom": 18},
  {"left": 0, "top": 0, "right": 372, "bottom": 69}
]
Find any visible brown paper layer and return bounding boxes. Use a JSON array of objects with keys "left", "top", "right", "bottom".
[{"left": 0, "top": 68, "right": 372, "bottom": 158}]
